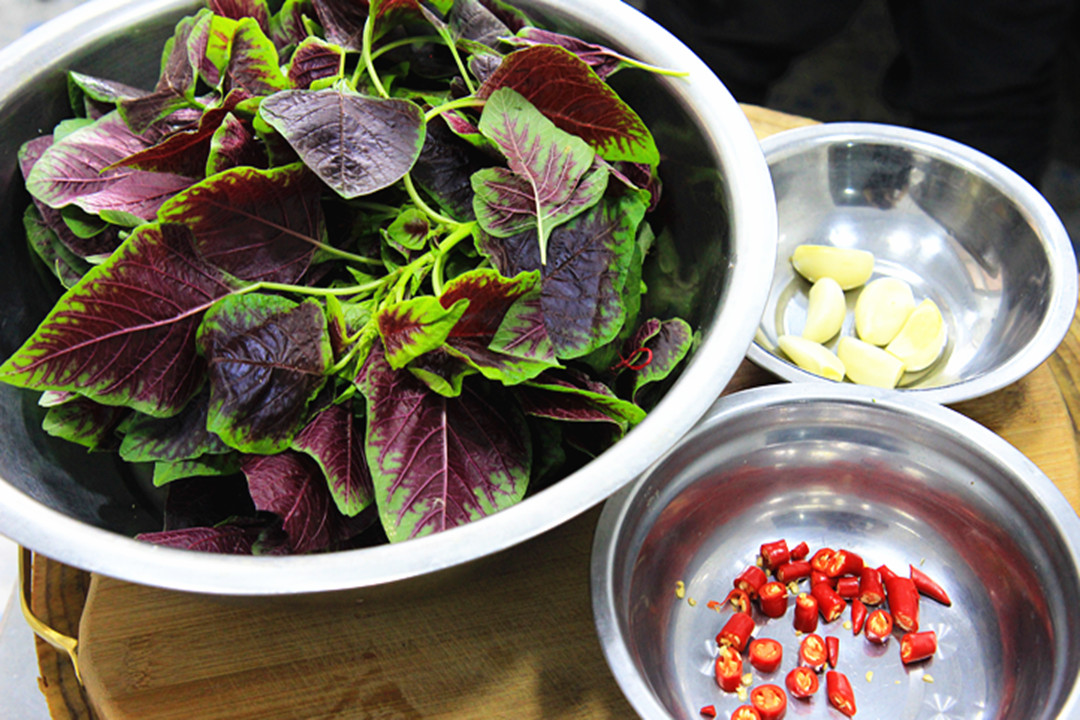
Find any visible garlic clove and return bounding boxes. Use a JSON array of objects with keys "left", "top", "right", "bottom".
[
  {"left": 886, "top": 298, "right": 947, "bottom": 371},
  {"left": 778, "top": 335, "right": 846, "bottom": 381},
  {"left": 791, "top": 245, "right": 875, "bottom": 290},
  {"left": 837, "top": 336, "right": 905, "bottom": 388},
  {"left": 802, "top": 277, "right": 846, "bottom": 343},
  {"left": 854, "top": 277, "right": 916, "bottom": 346}
]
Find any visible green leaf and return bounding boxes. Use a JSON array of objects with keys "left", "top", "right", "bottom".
[
  {"left": 376, "top": 295, "right": 470, "bottom": 369},
  {"left": 153, "top": 454, "right": 242, "bottom": 487}
]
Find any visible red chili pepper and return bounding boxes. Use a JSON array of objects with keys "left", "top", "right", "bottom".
[
  {"left": 900, "top": 630, "right": 938, "bottom": 664},
  {"left": 884, "top": 575, "right": 920, "bottom": 632},
  {"left": 759, "top": 539, "right": 791, "bottom": 570},
  {"left": 857, "top": 566, "right": 884, "bottom": 605},
  {"left": 850, "top": 598, "right": 868, "bottom": 635},
  {"left": 793, "top": 592, "right": 819, "bottom": 633},
  {"left": 775, "top": 561, "right": 812, "bottom": 584},
  {"left": 864, "top": 608, "right": 893, "bottom": 644},
  {"left": 724, "top": 588, "right": 752, "bottom": 614},
  {"left": 827, "top": 635, "right": 840, "bottom": 668},
  {"left": 734, "top": 566, "right": 769, "bottom": 599},
  {"left": 717, "top": 611, "right": 755, "bottom": 652},
  {"left": 811, "top": 570, "right": 833, "bottom": 588},
  {"left": 799, "top": 633, "right": 828, "bottom": 672},
  {"left": 810, "top": 547, "right": 836, "bottom": 574},
  {"left": 748, "top": 637, "right": 784, "bottom": 673},
  {"left": 811, "top": 582, "right": 846, "bottom": 622},
  {"left": 876, "top": 564, "right": 899, "bottom": 582},
  {"left": 700, "top": 705, "right": 717, "bottom": 718},
  {"left": 785, "top": 665, "right": 819, "bottom": 699},
  {"left": 758, "top": 581, "right": 788, "bottom": 618},
  {"left": 836, "top": 576, "right": 860, "bottom": 598},
  {"left": 715, "top": 645, "right": 744, "bottom": 692},
  {"left": 790, "top": 541, "right": 810, "bottom": 561},
  {"left": 824, "top": 549, "right": 864, "bottom": 578},
  {"left": 826, "top": 670, "right": 857, "bottom": 717},
  {"left": 910, "top": 565, "right": 952, "bottom": 606},
  {"left": 749, "top": 683, "right": 787, "bottom": 720},
  {"left": 730, "top": 705, "right": 762, "bottom": 720}
]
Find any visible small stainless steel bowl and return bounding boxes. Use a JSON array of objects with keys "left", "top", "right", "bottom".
[
  {"left": 747, "top": 122, "right": 1078, "bottom": 405},
  {"left": 592, "top": 384, "right": 1080, "bottom": 719}
]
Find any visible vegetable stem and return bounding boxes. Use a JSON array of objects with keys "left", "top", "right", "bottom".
[
  {"left": 361, "top": 13, "right": 389, "bottom": 98},
  {"left": 403, "top": 173, "right": 460, "bottom": 228},
  {"left": 424, "top": 96, "right": 486, "bottom": 123},
  {"left": 431, "top": 222, "right": 475, "bottom": 295},
  {"left": 444, "top": 34, "right": 477, "bottom": 95}
]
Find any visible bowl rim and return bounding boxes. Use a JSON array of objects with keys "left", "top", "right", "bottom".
[
  {"left": 0, "top": 0, "right": 778, "bottom": 594},
  {"left": 590, "top": 382, "right": 1080, "bottom": 719},
  {"left": 745, "top": 121, "right": 1079, "bottom": 405}
]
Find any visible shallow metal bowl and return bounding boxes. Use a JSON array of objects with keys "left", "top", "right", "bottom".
[
  {"left": 592, "top": 384, "right": 1080, "bottom": 719},
  {"left": 747, "top": 122, "right": 1078, "bottom": 405},
  {"left": 0, "top": 0, "right": 776, "bottom": 594}
]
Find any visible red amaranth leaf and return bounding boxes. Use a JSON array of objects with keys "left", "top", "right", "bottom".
[
  {"left": 209, "top": 0, "right": 271, "bottom": 34},
  {"left": 0, "top": 223, "right": 240, "bottom": 416},
  {"left": 286, "top": 37, "right": 345, "bottom": 88},
  {"left": 476, "top": 45, "right": 659, "bottom": 164},
  {"left": 358, "top": 344, "right": 529, "bottom": 541},
  {"left": 138, "top": 517, "right": 289, "bottom": 554},
  {"left": 293, "top": 400, "right": 375, "bottom": 516}
]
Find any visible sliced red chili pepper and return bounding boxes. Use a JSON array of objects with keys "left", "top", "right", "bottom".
[
  {"left": 864, "top": 608, "right": 893, "bottom": 644},
  {"left": 884, "top": 575, "right": 920, "bottom": 632},
  {"left": 749, "top": 683, "right": 787, "bottom": 720},
  {"left": 748, "top": 638, "right": 783, "bottom": 674},
  {"left": 775, "top": 561, "right": 812, "bottom": 584},
  {"left": 759, "top": 539, "right": 791, "bottom": 570},
  {"left": 827, "top": 635, "right": 840, "bottom": 668},
  {"left": 850, "top": 598, "right": 868, "bottom": 635},
  {"left": 730, "top": 705, "right": 762, "bottom": 720},
  {"left": 826, "top": 670, "right": 857, "bottom": 717},
  {"left": 876, "top": 563, "right": 899, "bottom": 582},
  {"left": 799, "top": 633, "right": 828, "bottom": 672},
  {"left": 717, "top": 611, "right": 755, "bottom": 652},
  {"left": 857, "top": 566, "right": 884, "bottom": 605},
  {"left": 790, "top": 541, "right": 810, "bottom": 561},
  {"left": 758, "top": 581, "right": 788, "bottom": 618},
  {"left": 734, "top": 566, "right": 768, "bottom": 599},
  {"left": 835, "top": 576, "right": 860, "bottom": 598},
  {"left": 824, "top": 548, "right": 864, "bottom": 578},
  {"left": 811, "top": 581, "right": 846, "bottom": 622},
  {"left": 724, "top": 588, "right": 752, "bottom": 614},
  {"left": 810, "top": 547, "right": 836, "bottom": 574},
  {"left": 910, "top": 565, "right": 952, "bottom": 606},
  {"left": 785, "top": 666, "right": 819, "bottom": 699},
  {"left": 700, "top": 705, "right": 717, "bottom": 718},
  {"left": 900, "top": 630, "right": 938, "bottom": 664},
  {"left": 715, "top": 645, "right": 743, "bottom": 692},
  {"left": 793, "top": 592, "right": 819, "bottom": 633},
  {"left": 811, "top": 570, "right": 833, "bottom": 588}
]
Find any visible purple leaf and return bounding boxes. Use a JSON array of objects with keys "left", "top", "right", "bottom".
[
  {"left": 67, "top": 71, "right": 150, "bottom": 117},
  {"left": 472, "top": 88, "right": 608, "bottom": 263},
  {"left": 449, "top": 0, "right": 511, "bottom": 48},
  {"left": 286, "top": 36, "right": 345, "bottom": 89},
  {"left": 293, "top": 400, "right": 375, "bottom": 516},
  {"left": 626, "top": 317, "right": 693, "bottom": 401},
  {"left": 243, "top": 450, "right": 359, "bottom": 553},
  {"left": 477, "top": 45, "right": 659, "bottom": 165},
  {"left": 259, "top": 87, "right": 426, "bottom": 199},
  {"left": 138, "top": 517, "right": 288, "bottom": 554},
  {"left": 206, "top": 112, "right": 267, "bottom": 174},
  {"left": 411, "top": 115, "right": 492, "bottom": 221},
  {"left": 22, "top": 206, "right": 92, "bottom": 288},
  {"left": 157, "top": 162, "right": 323, "bottom": 284},
  {"left": 270, "top": 0, "right": 313, "bottom": 51},
  {"left": 479, "top": 189, "right": 647, "bottom": 358},
  {"left": 506, "top": 27, "right": 637, "bottom": 79},
  {"left": 517, "top": 368, "right": 644, "bottom": 428},
  {"left": 0, "top": 223, "right": 239, "bottom": 416},
  {"left": 311, "top": 0, "right": 369, "bottom": 50},
  {"left": 118, "top": 388, "right": 231, "bottom": 462},
  {"left": 209, "top": 0, "right": 271, "bottom": 34},
  {"left": 358, "top": 344, "right": 529, "bottom": 541},
  {"left": 41, "top": 395, "right": 129, "bottom": 450},
  {"left": 227, "top": 17, "right": 292, "bottom": 96},
  {"left": 197, "top": 294, "right": 332, "bottom": 454},
  {"left": 118, "top": 15, "right": 199, "bottom": 132}
]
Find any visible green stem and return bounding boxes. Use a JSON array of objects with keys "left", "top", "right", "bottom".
[
  {"left": 361, "top": 13, "right": 389, "bottom": 98},
  {"left": 444, "top": 34, "right": 477, "bottom": 95},
  {"left": 328, "top": 326, "right": 374, "bottom": 375},
  {"left": 619, "top": 57, "right": 690, "bottom": 77},
  {"left": 371, "top": 35, "right": 441, "bottom": 61},
  {"left": 313, "top": 242, "right": 384, "bottom": 267},
  {"left": 431, "top": 222, "right": 476, "bottom": 296},
  {"left": 424, "top": 96, "right": 485, "bottom": 123},
  {"left": 403, "top": 173, "right": 460, "bottom": 228}
]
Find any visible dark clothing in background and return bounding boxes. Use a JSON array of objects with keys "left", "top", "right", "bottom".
[{"left": 643, "top": 0, "right": 1074, "bottom": 185}]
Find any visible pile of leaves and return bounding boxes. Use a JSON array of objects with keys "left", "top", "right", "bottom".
[{"left": 1, "top": 0, "right": 694, "bottom": 554}]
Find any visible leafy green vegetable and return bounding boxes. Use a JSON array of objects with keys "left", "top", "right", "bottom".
[{"left": 3, "top": 0, "right": 691, "bottom": 554}]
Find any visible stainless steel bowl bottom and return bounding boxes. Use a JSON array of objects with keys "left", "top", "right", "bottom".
[{"left": 592, "top": 385, "right": 1080, "bottom": 719}]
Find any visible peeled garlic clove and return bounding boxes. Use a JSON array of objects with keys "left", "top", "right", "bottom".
[
  {"left": 791, "top": 244, "right": 875, "bottom": 290},
  {"left": 886, "top": 298, "right": 947, "bottom": 371},
  {"left": 802, "top": 277, "right": 846, "bottom": 343},
  {"left": 837, "top": 336, "right": 904, "bottom": 388},
  {"left": 854, "top": 277, "right": 916, "bottom": 346},
  {"left": 778, "top": 334, "right": 846, "bottom": 381}
]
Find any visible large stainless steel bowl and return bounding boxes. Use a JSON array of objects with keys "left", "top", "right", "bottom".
[
  {"left": 747, "top": 123, "right": 1078, "bottom": 405},
  {"left": 592, "top": 384, "right": 1080, "bottom": 719},
  {"left": 0, "top": 0, "right": 776, "bottom": 594}
]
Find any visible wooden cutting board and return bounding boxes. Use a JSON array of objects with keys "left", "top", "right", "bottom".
[{"left": 31, "top": 105, "right": 1080, "bottom": 720}]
